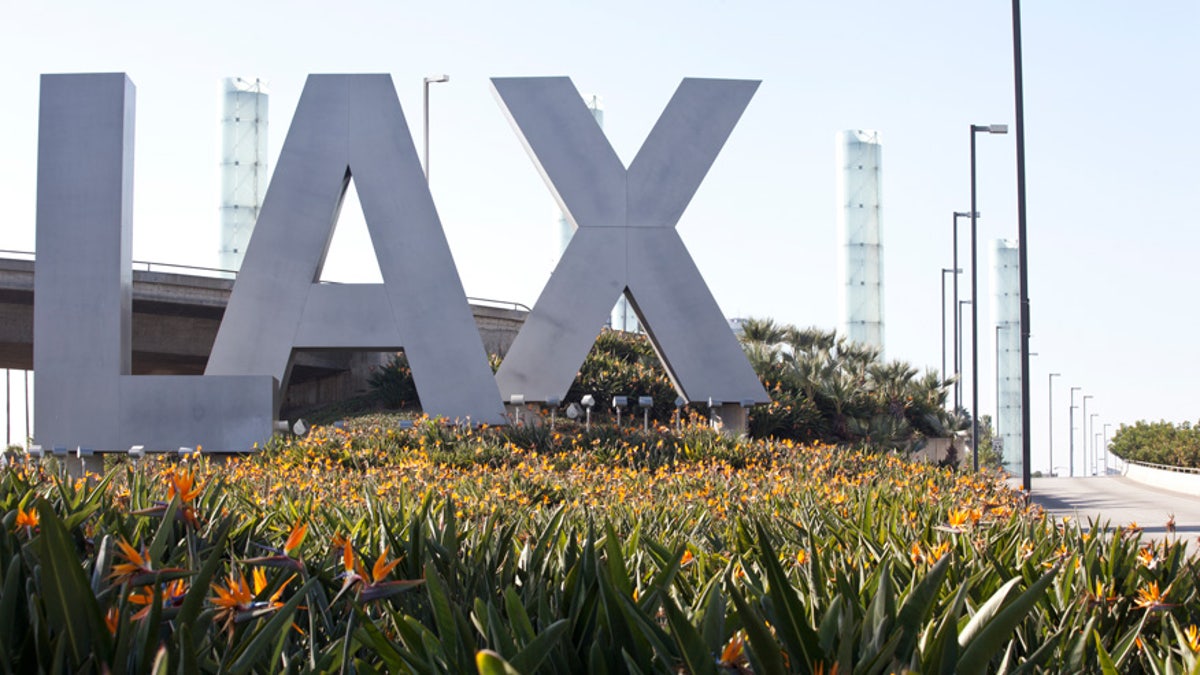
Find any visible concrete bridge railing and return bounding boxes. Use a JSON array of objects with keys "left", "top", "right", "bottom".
[{"left": 1122, "top": 459, "right": 1200, "bottom": 497}]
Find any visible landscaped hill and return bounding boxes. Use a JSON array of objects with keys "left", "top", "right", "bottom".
[{"left": 2, "top": 421, "right": 1198, "bottom": 672}]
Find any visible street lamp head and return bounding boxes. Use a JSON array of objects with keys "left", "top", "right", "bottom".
[
  {"left": 972, "top": 123, "right": 1008, "bottom": 135},
  {"left": 424, "top": 74, "right": 450, "bottom": 84}
]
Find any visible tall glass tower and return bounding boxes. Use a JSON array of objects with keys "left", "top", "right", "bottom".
[
  {"left": 992, "top": 239, "right": 1021, "bottom": 473},
  {"left": 836, "top": 130, "right": 883, "bottom": 352},
  {"left": 219, "top": 77, "right": 269, "bottom": 272}
]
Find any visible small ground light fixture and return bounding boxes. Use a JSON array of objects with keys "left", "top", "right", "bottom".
[
  {"left": 27, "top": 445, "right": 44, "bottom": 459},
  {"left": 675, "top": 396, "right": 686, "bottom": 431},
  {"left": 612, "top": 396, "right": 628, "bottom": 427},
  {"left": 76, "top": 446, "right": 94, "bottom": 458},
  {"left": 52, "top": 446, "right": 69, "bottom": 457},
  {"left": 509, "top": 394, "right": 526, "bottom": 426},
  {"left": 638, "top": 396, "right": 654, "bottom": 431},
  {"left": 546, "top": 396, "right": 562, "bottom": 431},
  {"left": 706, "top": 397, "right": 722, "bottom": 430},
  {"left": 581, "top": 394, "right": 595, "bottom": 431},
  {"left": 128, "top": 445, "right": 145, "bottom": 460}
]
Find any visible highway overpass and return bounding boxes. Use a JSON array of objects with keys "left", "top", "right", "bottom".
[{"left": 0, "top": 255, "right": 526, "bottom": 413}]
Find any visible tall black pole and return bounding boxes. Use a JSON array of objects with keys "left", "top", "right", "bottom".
[
  {"left": 996, "top": 325, "right": 1003, "bottom": 443},
  {"left": 952, "top": 214, "right": 960, "bottom": 411},
  {"left": 1012, "top": 0, "right": 1033, "bottom": 490},
  {"left": 970, "top": 129, "right": 980, "bottom": 471}
]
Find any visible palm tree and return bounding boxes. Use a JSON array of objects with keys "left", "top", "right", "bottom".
[{"left": 738, "top": 319, "right": 956, "bottom": 448}]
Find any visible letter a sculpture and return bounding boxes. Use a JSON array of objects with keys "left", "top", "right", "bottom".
[
  {"left": 206, "top": 75, "right": 506, "bottom": 425},
  {"left": 491, "top": 77, "right": 769, "bottom": 407}
]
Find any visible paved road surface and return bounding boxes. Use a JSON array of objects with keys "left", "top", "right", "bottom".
[{"left": 1024, "top": 476, "right": 1200, "bottom": 543}]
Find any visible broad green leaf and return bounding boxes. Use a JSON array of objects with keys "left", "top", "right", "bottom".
[
  {"left": 34, "top": 500, "right": 108, "bottom": 666},
  {"left": 956, "top": 566, "right": 1058, "bottom": 675},
  {"left": 509, "top": 619, "right": 570, "bottom": 674},
  {"left": 958, "top": 575, "right": 1021, "bottom": 648},
  {"left": 1093, "top": 631, "right": 1119, "bottom": 675},
  {"left": 728, "top": 580, "right": 787, "bottom": 675},
  {"left": 660, "top": 593, "right": 718, "bottom": 675},
  {"left": 895, "top": 551, "right": 951, "bottom": 661}
]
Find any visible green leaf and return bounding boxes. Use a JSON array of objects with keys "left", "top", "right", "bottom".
[
  {"left": 923, "top": 581, "right": 968, "bottom": 675},
  {"left": 755, "top": 522, "right": 823, "bottom": 666},
  {"left": 353, "top": 605, "right": 407, "bottom": 671},
  {"left": 728, "top": 579, "right": 787, "bottom": 675},
  {"left": 895, "top": 551, "right": 951, "bottom": 661},
  {"left": 958, "top": 575, "right": 1021, "bottom": 648},
  {"left": 34, "top": 500, "right": 108, "bottom": 666},
  {"left": 175, "top": 518, "right": 232, "bottom": 632},
  {"left": 227, "top": 576, "right": 317, "bottom": 674},
  {"left": 509, "top": 619, "right": 571, "bottom": 674},
  {"left": 660, "top": 594, "right": 718, "bottom": 675},
  {"left": 146, "top": 497, "right": 180, "bottom": 565},
  {"left": 425, "top": 560, "right": 469, "bottom": 670},
  {"left": 1093, "top": 630, "right": 1119, "bottom": 675},
  {"left": 862, "top": 559, "right": 895, "bottom": 656},
  {"left": 504, "top": 587, "right": 537, "bottom": 644},
  {"left": 956, "top": 566, "right": 1058, "bottom": 675}
]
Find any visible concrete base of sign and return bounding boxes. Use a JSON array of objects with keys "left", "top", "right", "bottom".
[{"left": 714, "top": 404, "right": 749, "bottom": 436}]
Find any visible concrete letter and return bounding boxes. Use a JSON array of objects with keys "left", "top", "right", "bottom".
[
  {"left": 206, "top": 75, "right": 505, "bottom": 424},
  {"left": 34, "top": 74, "right": 275, "bottom": 452},
  {"left": 491, "top": 77, "right": 769, "bottom": 406}
]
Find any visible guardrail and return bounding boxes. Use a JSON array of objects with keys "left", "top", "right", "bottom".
[
  {"left": 466, "top": 297, "right": 532, "bottom": 313},
  {"left": 1122, "top": 459, "right": 1200, "bottom": 475},
  {"left": 1, "top": 249, "right": 238, "bottom": 277},
  {"left": 1, "top": 250, "right": 532, "bottom": 312}
]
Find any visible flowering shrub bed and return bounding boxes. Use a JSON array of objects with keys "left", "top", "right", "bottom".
[{"left": 2, "top": 420, "right": 1199, "bottom": 673}]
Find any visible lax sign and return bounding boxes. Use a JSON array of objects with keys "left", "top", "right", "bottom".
[{"left": 33, "top": 73, "right": 767, "bottom": 452}]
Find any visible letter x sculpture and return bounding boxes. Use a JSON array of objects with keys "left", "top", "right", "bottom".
[{"left": 492, "top": 77, "right": 768, "bottom": 406}]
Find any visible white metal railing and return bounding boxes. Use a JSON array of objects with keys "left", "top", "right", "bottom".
[{"left": 1, "top": 249, "right": 531, "bottom": 311}]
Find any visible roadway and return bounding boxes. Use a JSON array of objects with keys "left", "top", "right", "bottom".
[{"left": 1027, "top": 476, "right": 1200, "bottom": 543}]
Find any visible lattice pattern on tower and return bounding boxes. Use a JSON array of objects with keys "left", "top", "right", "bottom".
[{"left": 219, "top": 77, "right": 269, "bottom": 272}]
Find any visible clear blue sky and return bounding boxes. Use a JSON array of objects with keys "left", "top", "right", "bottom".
[{"left": 1, "top": 1, "right": 1197, "bottom": 473}]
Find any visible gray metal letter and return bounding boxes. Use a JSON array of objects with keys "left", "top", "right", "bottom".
[
  {"left": 206, "top": 75, "right": 505, "bottom": 424},
  {"left": 492, "top": 77, "right": 769, "bottom": 405},
  {"left": 34, "top": 74, "right": 275, "bottom": 452}
]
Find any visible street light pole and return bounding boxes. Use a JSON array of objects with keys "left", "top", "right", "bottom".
[
  {"left": 995, "top": 325, "right": 1004, "bottom": 442},
  {"left": 1089, "top": 413, "right": 1099, "bottom": 476},
  {"left": 952, "top": 212, "right": 973, "bottom": 411},
  {"left": 958, "top": 299, "right": 971, "bottom": 390},
  {"left": 1082, "top": 395, "right": 1093, "bottom": 476},
  {"left": 1012, "top": 0, "right": 1034, "bottom": 491},
  {"left": 1048, "top": 373, "right": 1060, "bottom": 475},
  {"left": 969, "top": 124, "right": 1007, "bottom": 471},
  {"left": 941, "top": 268, "right": 960, "bottom": 387},
  {"left": 422, "top": 74, "right": 450, "bottom": 183},
  {"left": 1069, "top": 386, "right": 1081, "bottom": 476}
]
